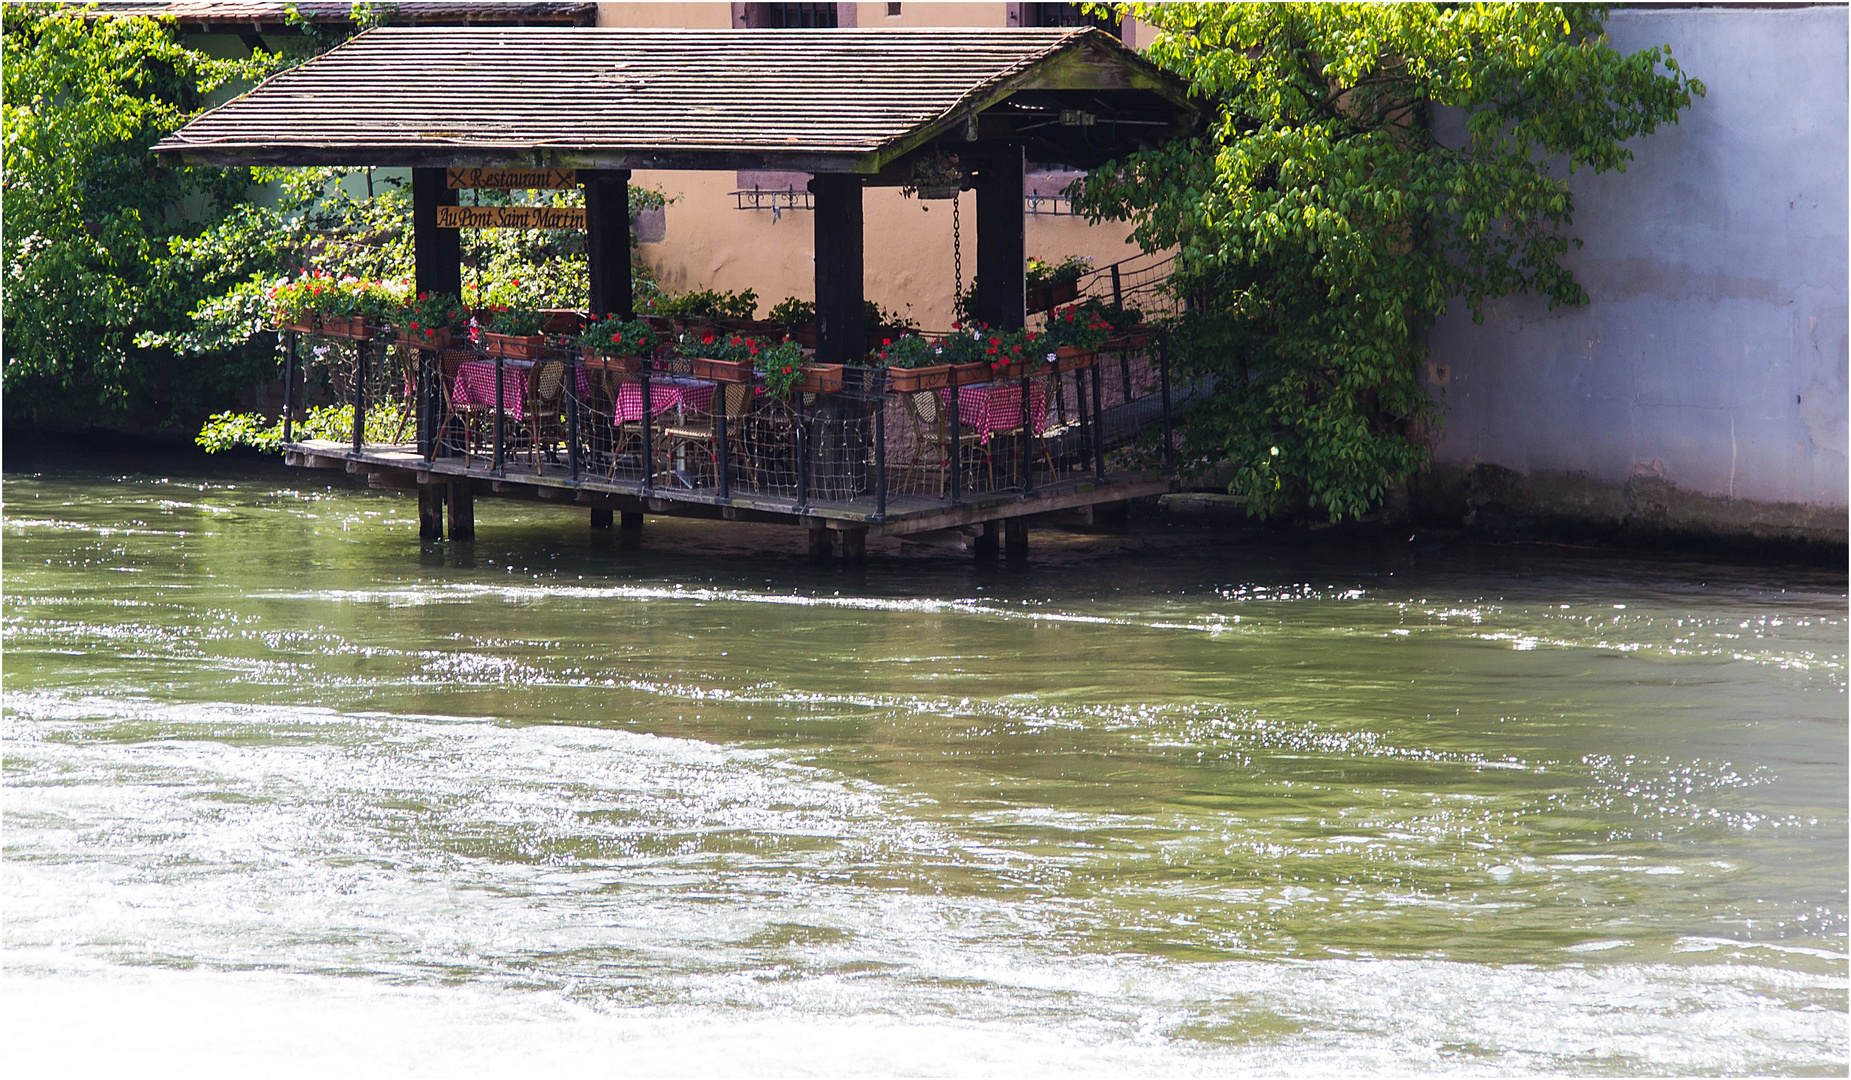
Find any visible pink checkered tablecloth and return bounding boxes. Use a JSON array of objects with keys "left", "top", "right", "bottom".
[
  {"left": 452, "top": 360, "right": 587, "bottom": 422},
  {"left": 612, "top": 376, "right": 720, "bottom": 424},
  {"left": 940, "top": 381, "right": 1048, "bottom": 443}
]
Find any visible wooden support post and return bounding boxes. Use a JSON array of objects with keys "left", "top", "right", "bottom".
[
  {"left": 585, "top": 169, "right": 634, "bottom": 318},
  {"left": 590, "top": 506, "right": 613, "bottom": 530},
  {"left": 1004, "top": 517, "right": 1029, "bottom": 561},
  {"left": 620, "top": 510, "right": 644, "bottom": 530},
  {"left": 811, "top": 174, "right": 865, "bottom": 367},
  {"left": 975, "top": 144, "right": 1025, "bottom": 331},
  {"left": 975, "top": 519, "right": 999, "bottom": 560},
  {"left": 447, "top": 480, "right": 475, "bottom": 541},
  {"left": 281, "top": 329, "right": 297, "bottom": 444},
  {"left": 418, "top": 483, "right": 444, "bottom": 540},
  {"left": 351, "top": 339, "right": 366, "bottom": 455},
  {"left": 841, "top": 527, "right": 867, "bottom": 562},
  {"left": 412, "top": 169, "right": 463, "bottom": 299},
  {"left": 808, "top": 525, "right": 835, "bottom": 562}
]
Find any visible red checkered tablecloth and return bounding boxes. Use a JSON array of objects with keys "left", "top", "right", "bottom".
[
  {"left": 452, "top": 360, "right": 587, "bottom": 422},
  {"left": 612, "top": 377, "right": 721, "bottom": 424},
  {"left": 940, "top": 381, "right": 1048, "bottom": 443}
]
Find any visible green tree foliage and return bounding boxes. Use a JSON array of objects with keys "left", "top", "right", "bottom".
[
  {"left": 1078, "top": 3, "right": 1702, "bottom": 520},
  {"left": 2, "top": 6, "right": 275, "bottom": 427}
]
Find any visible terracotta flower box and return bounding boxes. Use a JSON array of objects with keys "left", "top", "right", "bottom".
[
  {"left": 482, "top": 332, "right": 546, "bottom": 361},
  {"left": 318, "top": 315, "right": 374, "bottom": 340},
  {"left": 989, "top": 360, "right": 1031, "bottom": 380},
  {"left": 541, "top": 309, "right": 589, "bottom": 335},
  {"left": 397, "top": 327, "right": 453, "bottom": 351},
  {"left": 1055, "top": 346, "right": 1099, "bottom": 372},
  {"left": 691, "top": 357, "right": 754, "bottom": 383},
  {"left": 1102, "top": 332, "right": 1152, "bottom": 352},
  {"left": 950, "top": 362, "right": 991, "bottom": 387},
  {"left": 1025, "top": 280, "right": 1080, "bottom": 315},
  {"left": 581, "top": 351, "right": 644, "bottom": 374},
  {"left": 796, "top": 363, "right": 846, "bottom": 394},
  {"left": 886, "top": 364, "right": 952, "bottom": 393},
  {"left": 279, "top": 318, "right": 318, "bottom": 335}
]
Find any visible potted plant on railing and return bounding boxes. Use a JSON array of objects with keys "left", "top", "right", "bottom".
[
  {"left": 977, "top": 326, "right": 1037, "bottom": 380},
  {"left": 1025, "top": 255, "right": 1091, "bottom": 314},
  {"left": 395, "top": 291, "right": 464, "bottom": 351},
  {"left": 1038, "top": 302, "right": 1113, "bottom": 371},
  {"left": 936, "top": 325, "right": 997, "bottom": 386},
  {"left": 758, "top": 339, "right": 811, "bottom": 401},
  {"left": 768, "top": 296, "right": 816, "bottom": 348},
  {"left": 478, "top": 303, "right": 547, "bottom": 360},
  {"left": 674, "top": 330, "right": 757, "bottom": 383},
  {"left": 577, "top": 316, "right": 658, "bottom": 372},
  {"left": 876, "top": 334, "right": 951, "bottom": 392},
  {"left": 269, "top": 273, "right": 394, "bottom": 339}
]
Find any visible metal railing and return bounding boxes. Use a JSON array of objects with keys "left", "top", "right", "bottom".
[{"left": 277, "top": 324, "right": 1189, "bottom": 517}]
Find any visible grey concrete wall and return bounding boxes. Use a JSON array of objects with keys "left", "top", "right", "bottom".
[{"left": 1422, "top": 5, "right": 1848, "bottom": 542}]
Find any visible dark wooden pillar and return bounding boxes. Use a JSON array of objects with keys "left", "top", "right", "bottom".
[
  {"left": 590, "top": 506, "right": 613, "bottom": 530},
  {"left": 620, "top": 510, "right": 644, "bottom": 530},
  {"left": 975, "top": 144, "right": 1025, "bottom": 330},
  {"left": 585, "top": 169, "right": 634, "bottom": 318},
  {"left": 840, "top": 527, "right": 866, "bottom": 562},
  {"left": 811, "top": 174, "right": 865, "bottom": 366},
  {"left": 418, "top": 483, "right": 444, "bottom": 540},
  {"left": 808, "top": 525, "right": 836, "bottom": 562},
  {"left": 975, "top": 519, "right": 999, "bottom": 560},
  {"left": 1004, "top": 517, "right": 1029, "bottom": 561},
  {"left": 412, "top": 169, "right": 462, "bottom": 299},
  {"left": 447, "top": 479, "right": 475, "bottom": 541}
]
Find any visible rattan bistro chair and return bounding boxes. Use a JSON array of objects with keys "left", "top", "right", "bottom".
[
  {"left": 902, "top": 389, "right": 982, "bottom": 496},
  {"left": 658, "top": 381, "right": 754, "bottom": 490}
]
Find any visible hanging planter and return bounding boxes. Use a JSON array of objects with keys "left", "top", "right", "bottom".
[{"left": 902, "top": 150, "right": 968, "bottom": 202}]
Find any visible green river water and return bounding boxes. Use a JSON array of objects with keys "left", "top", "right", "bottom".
[{"left": 3, "top": 449, "right": 1845, "bottom": 1075}]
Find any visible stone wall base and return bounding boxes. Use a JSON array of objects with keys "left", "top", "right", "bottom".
[{"left": 1412, "top": 462, "right": 1847, "bottom": 548}]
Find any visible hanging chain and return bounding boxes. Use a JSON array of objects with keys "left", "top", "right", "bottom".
[{"left": 951, "top": 194, "right": 962, "bottom": 320}]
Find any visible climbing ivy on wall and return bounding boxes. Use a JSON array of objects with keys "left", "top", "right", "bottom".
[{"left": 1078, "top": 3, "right": 1703, "bottom": 520}]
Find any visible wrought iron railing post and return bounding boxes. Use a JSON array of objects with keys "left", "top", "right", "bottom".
[
  {"left": 873, "top": 371, "right": 887, "bottom": 519},
  {"left": 1019, "top": 375, "right": 1034, "bottom": 494},
  {"left": 1159, "top": 329, "right": 1175, "bottom": 474},
  {"left": 1110, "top": 263, "right": 1123, "bottom": 308},
  {"left": 1090, "top": 362, "right": 1105, "bottom": 482},
  {"left": 715, "top": 378, "right": 730, "bottom": 499},
  {"left": 795, "top": 391, "right": 809, "bottom": 510},
  {"left": 640, "top": 366, "right": 653, "bottom": 493},
  {"left": 351, "top": 337, "right": 366, "bottom": 456},
  {"left": 492, "top": 352, "right": 505, "bottom": 476},
  {"left": 282, "top": 329, "right": 296, "bottom": 444},
  {"left": 566, "top": 355, "right": 581, "bottom": 483}
]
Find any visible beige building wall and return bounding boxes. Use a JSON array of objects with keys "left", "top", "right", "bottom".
[{"left": 597, "top": 1, "right": 1153, "bottom": 331}]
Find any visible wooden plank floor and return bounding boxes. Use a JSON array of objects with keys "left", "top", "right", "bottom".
[{"left": 286, "top": 439, "right": 1173, "bottom": 536}]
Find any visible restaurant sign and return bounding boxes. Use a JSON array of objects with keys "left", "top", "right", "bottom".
[
  {"left": 435, "top": 205, "right": 586, "bottom": 229},
  {"left": 446, "top": 167, "right": 578, "bottom": 190}
]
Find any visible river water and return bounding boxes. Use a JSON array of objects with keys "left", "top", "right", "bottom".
[{"left": 3, "top": 449, "right": 1845, "bottom": 1075}]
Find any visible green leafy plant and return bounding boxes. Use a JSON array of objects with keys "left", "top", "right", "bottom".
[
  {"left": 650, "top": 287, "right": 759, "bottom": 320},
  {"left": 577, "top": 316, "right": 657, "bottom": 357},
  {"left": 396, "top": 291, "right": 464, "bottom": 344},
  {"left": 768, "top": 297, "right": 815, "bottom": 327},
  {"left": 1074, "top": 2, "right": 1703, "bottom": 521},
  {"left": 1026, "top": 255, "right": 1092, "bottom": 287},
  {"left": 484, "top": 302, "right": 544, "bottom": 337},
  {"left": 1039, "top": 303, "right": 1114, "bottom": 352},
  {"left": 196, "top": 400, "right": 408, "bottom": 454},
  {"left": 674, "top": 330, "right": 764, "bottom": 365},
  {"left": 875, "top": 334, "right": 943, "bottom": 369},
  {"left": 756, "top": 339, "right": 808, "bottom": 401}
]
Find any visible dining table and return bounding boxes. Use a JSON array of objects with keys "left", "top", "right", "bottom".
[
  {"left": 940, "top": 380, "right": 1048, "bottom": 443},
  {"left": 450, "top": 358, "right": 590, "bottom": 422}
]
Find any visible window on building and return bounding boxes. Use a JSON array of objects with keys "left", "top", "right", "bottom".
[
  {"left": 735, "top": 3, "right": 838, "bottom": 29},
  {"left": 1017, "top": 2, "right": 1121, "bottom": 39}
]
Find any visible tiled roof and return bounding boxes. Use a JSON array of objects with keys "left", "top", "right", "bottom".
[{"left": 155, "top": 26, "right": 1197, "bottom": 172}]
